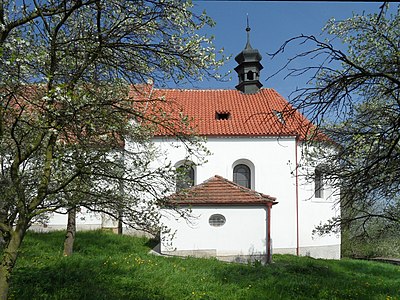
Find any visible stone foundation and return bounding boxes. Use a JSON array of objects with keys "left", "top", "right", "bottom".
[
  {"left": 273, "top": 244, "right": 341, "bottom": 259},
  {"left": 161, "top": 249, "right": 271, "bottom": 264}
]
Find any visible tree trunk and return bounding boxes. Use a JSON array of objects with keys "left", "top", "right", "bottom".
[
  {"left": 63, "top": 207, "right": 76, "bottom": 256},
  {"left": 118, "top": 211, "right": 123, "bottom": 235},
  {"left": 0, "top": 223, "right": 26, "bottom": 300}
]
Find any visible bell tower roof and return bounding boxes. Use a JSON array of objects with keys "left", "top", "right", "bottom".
[{"left": 234, "top": 16, "right": 263, "bottom": 94}]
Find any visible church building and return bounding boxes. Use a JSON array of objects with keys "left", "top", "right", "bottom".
[{"left": 153, "top": 24, "right": 340, "bottom": 260}]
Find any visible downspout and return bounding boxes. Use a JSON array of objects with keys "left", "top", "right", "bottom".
[
  {"left": 295, "top": 136, "right": 300, "bottom": 256},
  {"left": 266, "top": 203, "right": 272, "bottom": 263}
]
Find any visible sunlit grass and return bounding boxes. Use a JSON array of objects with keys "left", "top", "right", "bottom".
[{"left": 9, "top": 231, "right": 400, "bottom": 299}]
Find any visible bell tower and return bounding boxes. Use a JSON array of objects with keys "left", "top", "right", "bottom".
[{"left": 234, "top": 17, "right": 263, "bottom": 94}]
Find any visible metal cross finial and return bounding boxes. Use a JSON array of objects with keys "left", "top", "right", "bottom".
[{"left": 245, "top": 14, "right": 251, "bottom": 48}]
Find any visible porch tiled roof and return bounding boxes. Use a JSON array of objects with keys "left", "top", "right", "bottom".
[{"left": 167, "top": 175, "right": 277, "bottom": 206}]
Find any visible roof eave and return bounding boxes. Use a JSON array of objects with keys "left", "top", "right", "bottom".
[{"left": 166, "top": 201, "right": 277, "bottom": 207}]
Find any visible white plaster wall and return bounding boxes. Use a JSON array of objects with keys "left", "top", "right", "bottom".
[
  {"left": 297, "top": 148, "right": 341, "bottom": 256},
  {"left": 161, "top": 206, "right": 268, "bottom": 256},
  {"left": 154, "top": 136, "right": 341, "bottom": 259},
  {"left": 32, "top": 208, "right": 102, "bottom": 231},
  {"left": 154, "top": 136, "right": 298, "bottom": 251}
]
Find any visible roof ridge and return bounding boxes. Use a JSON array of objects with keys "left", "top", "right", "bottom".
[
  {"left": 152, "top": 87, "right": 273, "bottom": 92},
  {"left": 211, "top": 175, "right": 276, "bottom": 201},
  {"left": 176, "top": 175, "right": 276, "bottom": 202}
]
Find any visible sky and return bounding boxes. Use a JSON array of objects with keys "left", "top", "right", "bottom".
[{"left": 174, "top": 1, "right": 398, "bottom": 101}]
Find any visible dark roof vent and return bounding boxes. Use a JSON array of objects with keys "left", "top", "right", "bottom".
[
  {"left": 216, "top": 112, "right": 230, "bottom": 120},
  {"left": 273, "top": 110, "right": 285, "bottom": 124}
]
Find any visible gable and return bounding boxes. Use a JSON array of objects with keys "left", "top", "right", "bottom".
[{"left": 166, "top": 175, "right": 276, "bottom": 206}]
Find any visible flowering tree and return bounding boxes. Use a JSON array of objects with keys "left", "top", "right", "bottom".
[
  {"left": 271, "top": 4, "right": 400, "bottom": 239},
  {"left": 0, "top": 0, "right": 223, "bottom": 297}
]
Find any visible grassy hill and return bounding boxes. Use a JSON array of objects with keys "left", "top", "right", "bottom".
[{"left": 9, "top": 231, "right": 400, "bottom": 300}]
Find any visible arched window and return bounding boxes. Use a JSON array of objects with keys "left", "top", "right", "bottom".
[
  {"left": 233, "top": 164, "right": 251, "bottom": 188},
  {"left": 176, "top": 164, "right": 195, "bottom": 191},
  {"left": 247, "top": 70, "right": 254, "bottom": 80},
  {"left": 315, "top": 167, "right": 324, "bottom": 198}
]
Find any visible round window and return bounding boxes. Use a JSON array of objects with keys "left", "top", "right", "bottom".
[{"left": 209, "top": 214, "right": 226, "bottom": 227}]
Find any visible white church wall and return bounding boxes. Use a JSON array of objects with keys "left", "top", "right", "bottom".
[
  {"left": 296, "top": 145, "right": 341, "bottom": 259},
  {"left": 160, "top": 206, "right": 268, "bottom": 257},
  {"left": 153, "top": 136, "right": 298, "bottom": 252},
  {"left": 297, "top": 194, "right": 341, "bottom": 259},
  {"left": 154, "top": 136, "right": 341, "bottom": 259},
  {"left": 30, "top": 207, "right": 102, "bottom": 232}
]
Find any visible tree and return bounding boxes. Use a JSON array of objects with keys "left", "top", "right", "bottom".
[
  {"left": 270, "top": 4, "right": 400, "bottom": 238},
  {"left": 0, "top": 0, "right": 222, "bottom": 298}
]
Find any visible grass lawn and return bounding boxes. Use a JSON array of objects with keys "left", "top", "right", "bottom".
[{"left": 9, "top": 231, "right": 400, "bottom": 300}]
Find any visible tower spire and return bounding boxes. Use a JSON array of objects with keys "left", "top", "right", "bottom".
[
  {"left": 246, "top": 14, "right": 252, "bottom": 49},
  {"left": 234, "top": 15, "right": 263, "bottom": 94}
]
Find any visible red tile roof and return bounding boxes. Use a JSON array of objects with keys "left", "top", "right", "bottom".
[
  {"left": 167, "top": 175, "right": 277, "bottom": 206},
  {"left": 131, "top": 86, "right": 316, "bottom": 139}
]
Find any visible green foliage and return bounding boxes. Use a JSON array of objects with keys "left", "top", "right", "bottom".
[
  {"left": 273, "top": 4, "right": 400, "bottom": 237},
  {"left": 1, "top": 1, "right": 221, "bottom": 296},
  {"left": 1, "top": 0, "right": 219, "bottom": 232},
  {"left": 342, "top": 228, "right": 400, "bottom": 259},
  {"left": 9, "top": 231, "right": 400, "bottom": 300}
]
